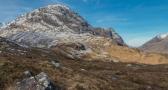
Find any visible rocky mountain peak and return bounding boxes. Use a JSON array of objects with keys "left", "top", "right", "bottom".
[
  {"left": 0, "top": 4, "right": 125, "bottom": 48},
  {"left": 1, "top": 4, "right": 90, "bottom": 33},
  {"left": 47, "top": 4, "right": 70, "bottom": 10}
]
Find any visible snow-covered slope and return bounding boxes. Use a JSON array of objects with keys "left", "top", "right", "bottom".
[{"left": 140, "top": 33, "right": 168, "bottom": 54}]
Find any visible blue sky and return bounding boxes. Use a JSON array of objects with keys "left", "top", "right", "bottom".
[{"left": 0, "top": 0, "right": 168, "bottom": 47}]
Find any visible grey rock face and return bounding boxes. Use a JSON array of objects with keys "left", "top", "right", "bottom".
[
  {"left": 92, "top": 28, "right": 125, "bottom": 45},
  {"left": 8, "top": 31, "right": 54, "bottom": 48},
  {"left": 16, "top": 72, "right": 61, "bottom": 90},
  {"left": 0, "top": 37, "right": 22, "bottom": 49}
]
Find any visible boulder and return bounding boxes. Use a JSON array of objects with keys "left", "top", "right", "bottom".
[{"left": 16, "top": 72, "right": 61, "bottom": 90}]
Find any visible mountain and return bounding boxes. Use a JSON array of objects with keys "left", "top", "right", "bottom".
[
  {"left": 0, "top": 4, "right": 124, "bottom": 48},
  {"left": 0, "top": 4, "right": 128, "bottom": 63},
  {"left": 1, "top": 4, "right": 168, "bottom": 90},
  {"left": 0, "top": 4, "right": 168, "bottom": 65},
  {"left": 140, "top": 33, "right": 168, "bottom": 54}
]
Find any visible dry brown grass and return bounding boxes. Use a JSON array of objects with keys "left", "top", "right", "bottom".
[
  {"left": 105, "top": 45, "right": 168, "bottom": 64},
  {"left": 1, "top": 37, "right": 168, "bottom": 89},
  {"left": 51, "top": 37, "right": 168, "bottom": 65},
  {"left": 1, "top": 47, "right": 168, "bottom": 90}
]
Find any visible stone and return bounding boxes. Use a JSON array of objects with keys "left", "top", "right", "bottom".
[
  {"left": 126, "top": 64, "right": 132, "bottom": 67},
  {"left": 51, "top": 61, "right": 60, "bottom": 68},
  {"left": 81, "top": 69, "right": 86, "bottom": 71},
  {"left": 16, "top": 72, "right": 61, "bottom": 90},
  {"left": 111, "top": 76, "right": 118, "bottom": 81},
  {"left": 147, "top": 85, "right": 152, "bottom": 89},
  {"left": 112, "top": 59, "right": 119, "bottom": 63},
  {"left": 23, "top": 71, "right": 33, "bottom": 78}
]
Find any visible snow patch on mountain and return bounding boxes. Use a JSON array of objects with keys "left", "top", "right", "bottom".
[{"left": 157, "top": 33, "right": 168, "bottom": 39}]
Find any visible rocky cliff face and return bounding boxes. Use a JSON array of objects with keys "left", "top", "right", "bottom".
[
  {"left": 92, "top": 27, "right": 125, "bottom": 45},
  {"left": 0, "top": 4, "right": 124, "bottom": 48}
]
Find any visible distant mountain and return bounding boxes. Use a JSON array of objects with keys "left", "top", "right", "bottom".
[{"left": 140, "top": 33, "right": 168, "bottom": 54}]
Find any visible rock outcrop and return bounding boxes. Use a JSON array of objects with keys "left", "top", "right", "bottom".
[
  {"left": 16, "top": 72, "right": 61, "bottom": 90},
  {"left": 92, "top": 27, "right": 125, "bottom": 45}
]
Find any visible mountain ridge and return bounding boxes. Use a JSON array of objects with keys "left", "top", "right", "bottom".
[{"left": 140, "top": 33, "right": 168, "bottom": 54}]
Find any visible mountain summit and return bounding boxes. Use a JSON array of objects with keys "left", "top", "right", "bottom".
[{"left": 0, "top": 4, "right": 124, "bottom": 48}]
